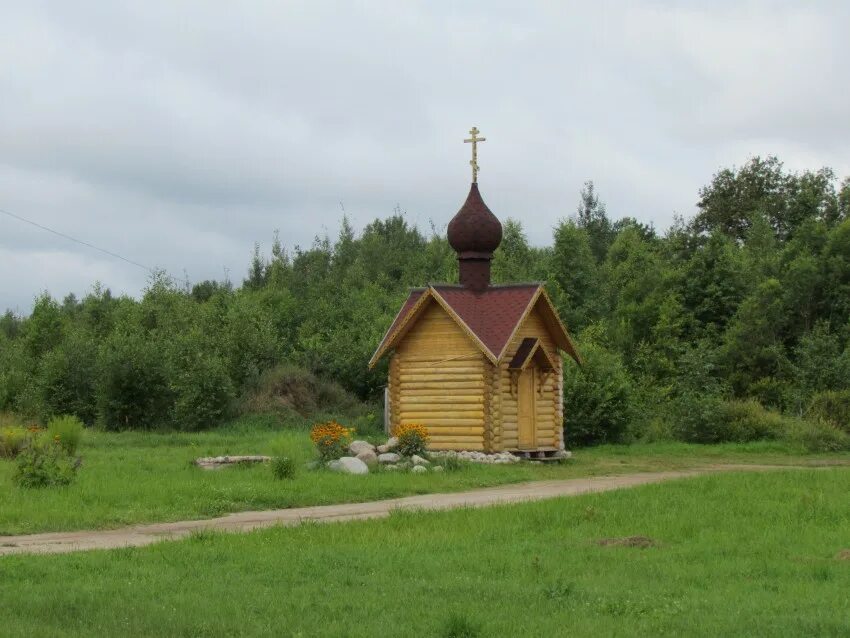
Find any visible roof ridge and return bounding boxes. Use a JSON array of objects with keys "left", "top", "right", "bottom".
[{"left": 428, "top": 282, "right": 543, "bottom": 289}]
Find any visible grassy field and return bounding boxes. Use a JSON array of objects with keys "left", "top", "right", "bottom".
[
  {"left": 2, "top": 415, "right": 848, "bottom": 536},
  {"left": 1, "top": 468, "right": 849, "bottom": 636}
]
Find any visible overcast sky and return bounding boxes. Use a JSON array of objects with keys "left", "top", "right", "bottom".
[{"left": 2, "top": 1, "right": 848, "bottom": 313}]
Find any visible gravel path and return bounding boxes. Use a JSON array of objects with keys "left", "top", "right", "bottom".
[{"left": 0, "top": 463, "right": 841, "bottom": 556}]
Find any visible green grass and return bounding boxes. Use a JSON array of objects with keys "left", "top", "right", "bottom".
[
  {"left": 0, "top": 414, "right": 847, "bottom": 535},
  {"left": 1, "top": 468, "right": 849, "bottom": 636}
]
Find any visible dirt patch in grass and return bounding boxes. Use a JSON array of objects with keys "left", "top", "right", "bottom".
[
  {"left": 596, "top": 535, "right": 658, "bottom": 549},
  {"left": 834, "top": 549, "right": 850, "bottom": 561}
]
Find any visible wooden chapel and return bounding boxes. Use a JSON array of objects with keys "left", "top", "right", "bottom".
[{"left": 369, "top": 128, "right": 580, "bottom": 457}]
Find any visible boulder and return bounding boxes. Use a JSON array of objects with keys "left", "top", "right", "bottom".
[
  {"left": 411, "top": 454, "right": 430, "bottom": 466},
  {"left": 349, "top": 440, "right": 376, "bottom": 456},
  {"left": 377, "top": 437, "right": 399, "bottom": 454},
  {"left": 411, "top": 465, "right": 428, "bottom": 474},
  {"left": 327, "top": 457, "right": 370, "bottom": 475},
  {"left": 432, "top": 465, "right": 444, "bottom": 472},
  {"left": 356, "top": 449, "right": 378, "bottom": 467},
  {"left": 378, "top": 452, "right": 401, "bottom": 464}
]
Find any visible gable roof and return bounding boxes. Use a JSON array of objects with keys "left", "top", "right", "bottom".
[
  {"left": 369, "top": 283, "right": 580, "bottom": 368},
  {"left": 508, "top": 337, "right": 557, "bottom": 371}
]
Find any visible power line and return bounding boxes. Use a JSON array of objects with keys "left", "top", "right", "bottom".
[{"left": 0, "top": 206, "right": 190, "bottom": 284}]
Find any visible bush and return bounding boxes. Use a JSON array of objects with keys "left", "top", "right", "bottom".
[
  {"left": 170, "top": 353, "right": 235, "bottom": 431},
  {"left": 271, "top": 456, "right": 296, "bottom": 480},
  {"left": 718, "top": 399, "right": 784, "bottom": 442},
  {"left": 46, "top": 414, "right": 84, "bottom": 455},
  {"left": 97, "top": 331, "right": 173, "bottom": 430},
  {"left": 670, "top": 396, "right": 783, "bottom": 444},
  {"left": 13, "top": 435, "right": 79, "bottom": 488},
  {"left": 34, "top": 332, "right": 98, "bottom": 424},
  {"left": 782, "top": 417, "right": 850, "bottom": 452},
  {"left": 242, "top": 363, "right": 361, "bottom": 417},
  {"left": 669, "top": 393, "right": 727, "bottom": 444},
  {"left": 806, "top": 390, "right": 850, "bottom": 432},
  {"left": 0, "top": 425, "right": 29, "bottom": 458},
  {"left": 310, "top": 420, "right": 353, "bottom": 462},
  {"left": 394, "top": 423, "right": 429, "bottom": 457},
  {"left": 563, "top": 343, "right": 634, "bottom": 446}
]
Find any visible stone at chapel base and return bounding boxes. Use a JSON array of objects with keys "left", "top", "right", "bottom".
[
  {"left": 411, "top": 465, "right": 428, "bottom": 474},
  {"left": 327, "top": 457, "right": 370, "bottom": 475},
  {"left": 378, "top": 452, "right": 401, "bottom": 464},
  {"left": 356, "top": 449, "right": 378, "bottom": 467},
  {"left": 349, "top": 440, "right": 376, "bottom": 456},
  {"left": 376, "top": 437, "right": 398, "bottom": 454},
  {"left": 411, "top": 455, "right": 430, "bottom": 466}
]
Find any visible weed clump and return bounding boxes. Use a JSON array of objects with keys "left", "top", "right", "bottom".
[
  {"left": 0, "top": 425, "right": 28, "bottom": 458},
  {"left": 46, "top": 414, "right": 84, "bottom": 455},
  {"left": 441, "top": 613, "right": 480, "bottom": 638},
  {"left": 271, "top": 456, "right": 296, "bottom": 480},
  {"left": 14, "top": 435, "right": 79, "bottom": 488}
]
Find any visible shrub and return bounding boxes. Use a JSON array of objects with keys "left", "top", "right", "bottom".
[
  {"left": 394, "top": 423, "right": 430, "bottom": 457},
  {"left": 0, "top": 425, "right": 28, "bottom": 458},
  {"left": 563, "top": 342, "right": 634, "bottom": 446},
  {"left": 97, "top": 331, "right": 172, "bottom": 430},
  {"left": 170, "top": 353, "right": 235, "bottom": 431},
  {"left": 670, "top": 396, "right": 784, "bottom": 444},
  {"left": 718, "top": 399, "right": 784, "bottom": 442},
  {"left": 310, "top": 420, "right": 354, "bottom": 462},
  {"left": 34, "top": 332, "right": 98, "bottom": 424},
  {"left": 271, "top": 456, "right": 296, "bottom": 480},
  {"left": 806, "top": 390, "right": 850, "bottom": 432},
  {"left": 13, "top": 435, "right": 79, "bottom": 488},
  {"left": 241, "top": 363, "right": 361, "bottom": 417},
  {"left": 782, "top": 417, "right": 850, "bottom": 452},
  {"left": 669, "top": 393, "right": 727, "bottom": 444},
  {"left": 46, "top": 414, "right": 84, "bottom": 455}
]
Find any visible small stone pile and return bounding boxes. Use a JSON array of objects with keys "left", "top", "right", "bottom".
[
  {"left": 325, "top": 437, "right": 444, "bottom": 474},
  {"left": 429, "top": 450, "right": 521, "bottom": 464}
]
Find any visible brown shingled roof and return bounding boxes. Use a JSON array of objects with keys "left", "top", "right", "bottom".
[{"left": 368, "top": 284, "right": 580, "bottom": 368}]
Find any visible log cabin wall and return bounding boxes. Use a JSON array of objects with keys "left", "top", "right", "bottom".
[
  {"left": 498, "top": 304, "right": 561, "bottom": 450},
  {"left": 392, "top": 300, "right": 486, "bottom": 450}
]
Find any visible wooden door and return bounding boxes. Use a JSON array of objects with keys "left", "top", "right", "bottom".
[{"left": 517, "top": 367, "right": 537, "bottom": 449}]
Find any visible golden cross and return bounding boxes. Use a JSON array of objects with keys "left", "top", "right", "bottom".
[{"left": 464, "top": 126, "right": 486, "bottom": 183}]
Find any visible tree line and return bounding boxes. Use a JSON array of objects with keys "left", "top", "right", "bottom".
[{"left": 1, "top": 156, "right": 849, "bottom": 445}]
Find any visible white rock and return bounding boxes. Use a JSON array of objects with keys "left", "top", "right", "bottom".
[
  {"left": 376, "top": 437, "right": 399, "bottom": 454},
  {"left": 378, "top": 452, "right": 401, "bottom": 464},
  {"left": 327, "top": 457, "right": 369, "bottom": 475},
  {"left": 411, "top": 465, "right": 427, "bottom": 474},
  {"left": 411, "top": 454, "right": 430, "bottom": 466},
  {"left": 383, "top": 464, "right": 400, "bottom": 471},
  {"left": 432, "top": 466, "right": 444, "bottom": 472},
  {"left": 349, "top": 440, "right": 376, "bottom": 456},
  {"left": 356, "top": 449, "right": 378, "bottom": 467}
]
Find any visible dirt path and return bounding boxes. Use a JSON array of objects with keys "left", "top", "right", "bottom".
[{"left": 0, "top": 463, "right": 842, "bottom": 556}]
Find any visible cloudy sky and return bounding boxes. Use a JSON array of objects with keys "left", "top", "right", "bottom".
[{"left": 2, "top": 1, "right": 848, "bottom": 313}]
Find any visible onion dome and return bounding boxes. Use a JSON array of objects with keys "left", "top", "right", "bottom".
[{"left": 447, "top": 183, "right": 503, "bottom": 257}]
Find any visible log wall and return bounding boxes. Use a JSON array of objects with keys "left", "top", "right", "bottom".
[{"left": 392, "top": 300, "right": 486, "bottom": 450}]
